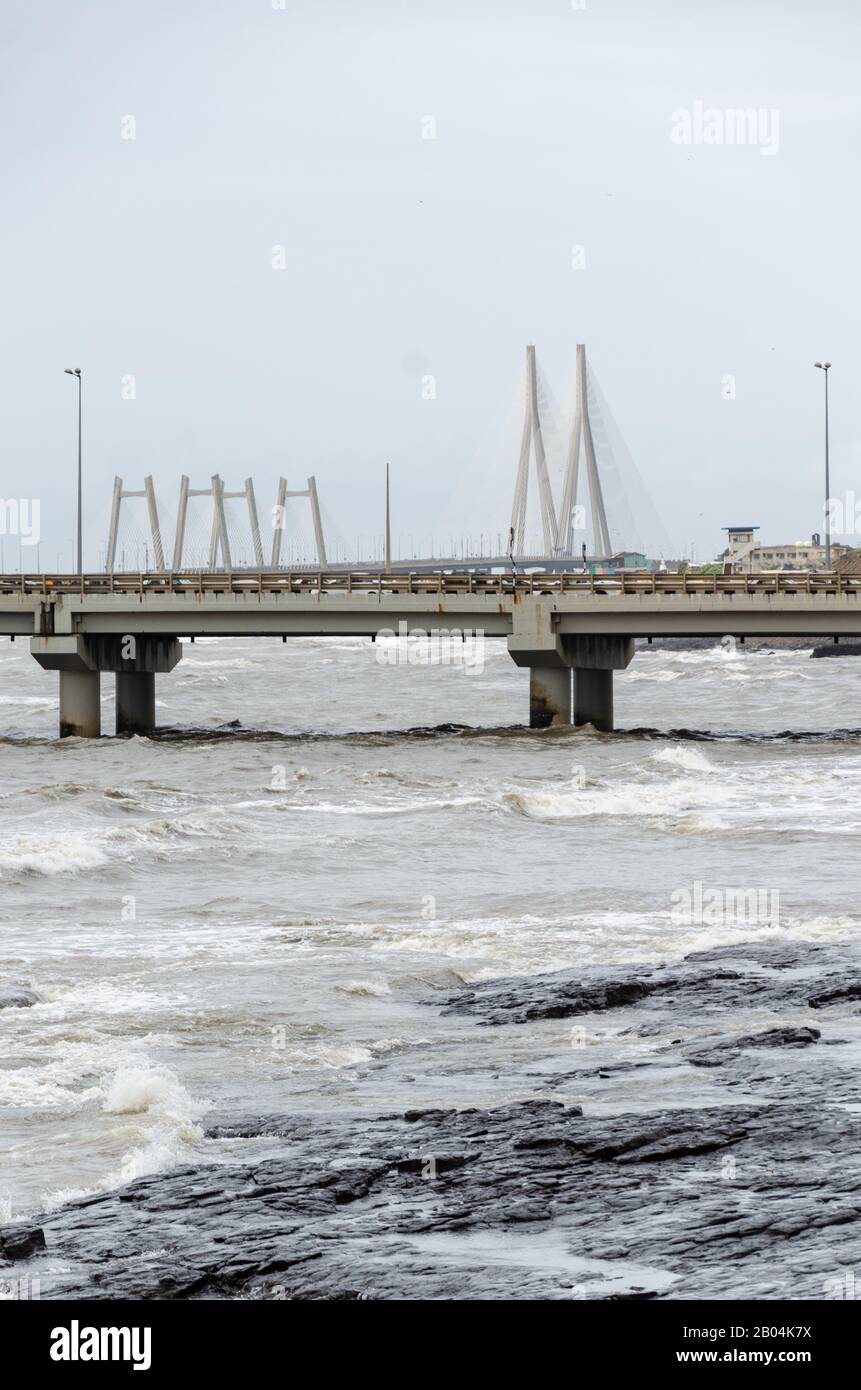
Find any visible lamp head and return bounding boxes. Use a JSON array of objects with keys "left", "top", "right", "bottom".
[{"left": 64, "top": 367, "right": 81, "bottom": 376}]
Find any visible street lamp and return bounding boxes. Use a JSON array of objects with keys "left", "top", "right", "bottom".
[
  {"left": 814, "top": 361, "right": 832, "bottom": 570},
  {"left": 64, "top": 368, "right": 83, "bottom": 573}
]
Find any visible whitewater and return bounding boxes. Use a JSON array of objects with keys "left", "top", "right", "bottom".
[{"left": 1, "top": 633, "right": 859, "bottom": 1222}]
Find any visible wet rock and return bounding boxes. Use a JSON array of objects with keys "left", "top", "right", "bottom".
[
  {"left": 403, "top": 1108, "right": 456, "bottom": 1123},
  {"left": 441, "top": 939, "right": 861, "bottom": 1027},
  {"left": 0, "top": 1225, "right": 45, "bottom": 1261},
  {"left": 688, "top": 1027, "right": 821, "bottom": 1066},
  {"left": 0, "top": 986, "right": 38, "bottom": 1009},
  {"left": 808, "top": 983, "right": 861, "bottom": 1009},
  {"left": 4, "top": 1081, "right": 859, "bottom": 1302},
  {"left": 4, "top": 937, "right": 859, "bottom": 1302},
  {"left": 442, "top": 978, "right": 657, "bottom": 1025},
  {"left": 811, "top": 642, "right": 861, "bottom": 658}
]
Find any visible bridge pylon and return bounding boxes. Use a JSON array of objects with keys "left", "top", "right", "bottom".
[
  {"left": 510, "top": 345, "right": 559, "bottom": 556},
  {"left": 558, "top": 343, "right": 611, "bottom": 559},
  {"left": 106, "top": 477, "right": 165, "bottom": 572},
  {"left": 271, "top": 476, "right": 328, "bottom": 568}
]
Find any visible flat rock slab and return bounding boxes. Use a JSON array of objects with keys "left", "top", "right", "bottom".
[
  {"left": 687, "top": 1026, "right": 821, "bottom": 1067},
  {"left": 3, "top": 938, "right": 860, "bottom": 1301},
  {"left": 3, "top": 1095, "right": 859, "bottom": 1301},
  {"left": 440, "top": 940, "right": 861, "bottom": 1026}
]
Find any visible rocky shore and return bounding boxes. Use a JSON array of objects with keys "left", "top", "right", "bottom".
[{"left": 3, "top": 938, "right": 859, "bottom": 1300}]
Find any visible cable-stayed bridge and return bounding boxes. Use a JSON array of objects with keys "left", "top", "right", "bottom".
[
  {"left": 106, "top": 473, "right": 330, "bottom": 572},
  {"left": 2, "top": 348, "right": 855, "bottom": 743},
  {"left": 96, "top": 343, "right": 668, "bottom": 574},
  {"left": 509, "top": 343, "right": 669, "bottom": 563}
]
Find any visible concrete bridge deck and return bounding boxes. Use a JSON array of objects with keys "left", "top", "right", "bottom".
[{"left": 2, "top": 570, "right": 859, "bottom": 736}]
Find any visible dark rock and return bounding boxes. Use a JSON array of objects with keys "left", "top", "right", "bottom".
[
  {"left": 608, "top": 1290, "right": 660, "bottom": 1300},
  {"left": 0, "top": 986, "right": 38, "bottom": 1009},
  {"left": 811, "top": 642, "right": 861, "bottom": 658},
  {"left": 443, "top": 978, "right": 656, "bottom": 1025},
  {"left": 506, "top": 1201, "right": 552, "bottom": 1222},
  {"left": 4, "top": 1084, "right": 858, "bottom": 1301},
  {"left": 809, "top": 983, "right": 861, "bottom": 1009},
  {"left": 3, "top": 936, "right": 860, "bottom": 1301},
  {"left": 0, "top": 1225, "right": 46, "bottom": 1261},
  {"left": 441, "top": 940, "right": 861, "bottom": 1027},
  {"left": 688, "top": 1027, "right": 821, "bottom": 1066}
]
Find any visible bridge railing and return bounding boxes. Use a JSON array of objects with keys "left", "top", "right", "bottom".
[{"left": 1, "top": 571, "right": 860, "bottom": 598}]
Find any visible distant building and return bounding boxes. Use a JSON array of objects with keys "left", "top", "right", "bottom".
[
  {"left": 752, "top": 536, "right": 848, "bottom": 571},
  {"left": 721, "top": 527, "right": 847, "bottom": 573},
  {"left": 721, "top": 526, "right": 759, "bottom": 573},
  {"left": 609, "top": 551, "right": 652, "bottom": 570}
]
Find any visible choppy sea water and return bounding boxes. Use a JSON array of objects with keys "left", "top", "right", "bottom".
[{"left": 1, "top": 634, "right": 860, "bottom": 1221}]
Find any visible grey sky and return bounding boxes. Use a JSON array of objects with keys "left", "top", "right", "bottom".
[{"left": 2, "top": 0, "right": 860, "bottom": 566}]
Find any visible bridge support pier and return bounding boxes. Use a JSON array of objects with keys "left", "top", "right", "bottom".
[
  {"left": 116, "top": 672, "right": 156, "bottom": 735},
  {"left": 59, "top": 669, "right": 101, "bottom": 739},
  {"left": 507, "top": 606, "right": 635, "bottom": 732},
  {"left": 86, "top": 637, "right": 181, "bottom": 737},
  {"left": 30, "top": 637, "right": 102, "bottom": 738},
  {"left": 31, "top": 635, "right": 181, "bottom": 738},
  {"left": 529, "top": 667, "right": 571, "bottom": 728},
  {"left": 572, "top": 668, "right": 613, "bottom": 732},
  {"left": 508, "top": 599, "right": 572, "bottom": 729},
  {"left": 563, "top": 635, "right": 635, "bottom": 734}
]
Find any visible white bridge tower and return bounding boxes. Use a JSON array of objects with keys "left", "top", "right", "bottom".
[
  {"left": 558, "top": 343, "right": 611, "bottom": 558},
  {"left": 509, "top": 345, "right": 559, "bottom": 555},
  {"left": 106, "top": 474, "right": 328, "bottom": 571}
]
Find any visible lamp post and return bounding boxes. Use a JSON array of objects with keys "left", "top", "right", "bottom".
[
  {"left": 814, "top": 361, "right": 832, "bottom": 569},
  {"left": 64, "top": 368, "right": 83, "bottom": 572},
  {"left": 384, "top": 464, "right": 392, "bottom": 574}
]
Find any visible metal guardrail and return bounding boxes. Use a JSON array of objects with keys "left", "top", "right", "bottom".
[{"left": 0, "top": 570, "right": 859, "bottom": 598}]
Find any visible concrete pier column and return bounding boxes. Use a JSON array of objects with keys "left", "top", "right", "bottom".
[
  {"left": 31, "top": 636, "right": 101, "bottom": 738},
  {"left": 573, "top": 668, "right": 613, "bottom": 732},
  {"left": 563, "top": 635, "right": 635, "bottom": 734},
  {"left": 32, "top": 634, "right": 180, "bottom": 740},
  {"left": 116, "top": 671, "right": 155, "bottom": 735},
  {"left": 86, "top": 636, "right": 181, "bottom": 738},
  {"left": 529, "top": 666, "right": 571, "bottom": 728},
  {"left": 59, "top": 669, "right": 101, "bottom": 738},
  {"left": 508, "top": 599, "right": 571, "bottom": 729}
]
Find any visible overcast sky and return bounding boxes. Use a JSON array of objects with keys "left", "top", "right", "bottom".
[{"left": 2, "top": 0, "right": 860, "bottom": 566}]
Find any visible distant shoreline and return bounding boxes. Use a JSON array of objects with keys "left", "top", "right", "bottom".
[{"left": 639, "top": 636, "right": 861, "bottom": 657}]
